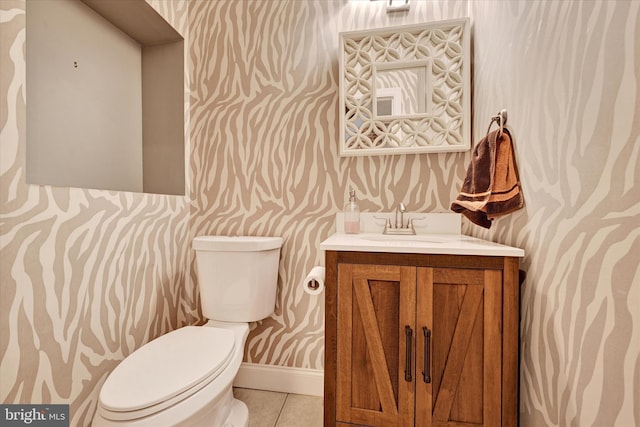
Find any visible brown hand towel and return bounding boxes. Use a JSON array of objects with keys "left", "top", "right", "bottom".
[{"left": 451, "top": 128, "right": 524, "bottom": 228}]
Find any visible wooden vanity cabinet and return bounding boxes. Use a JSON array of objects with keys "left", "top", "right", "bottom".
[{"left": 324, "top": 251, "right": 520, "bottom": 427}]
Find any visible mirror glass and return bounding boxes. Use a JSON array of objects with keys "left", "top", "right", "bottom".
[
  {"left": 339, "top": 19, "right": 470, "bottom": 156},
  {"left": 374, "top": 62, "right": 430, "bottom": 117}
]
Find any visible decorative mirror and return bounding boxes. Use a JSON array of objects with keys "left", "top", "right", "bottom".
[{"left": 339, "top": 19, "right": 470, "bottom": 156}]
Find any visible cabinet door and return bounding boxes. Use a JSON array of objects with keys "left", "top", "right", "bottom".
[
  {"left": 337, "top": 264, "right": 416, "bottom": 427},
  {"left": 416, "top": 268, "right": 503, "bottom": 427}
]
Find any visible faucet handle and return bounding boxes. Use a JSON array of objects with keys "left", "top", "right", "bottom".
[
  {"left": 408, "top": 217, "right": 427, "bottom": 231},
  {"left": 374, "top": 215, "right": 392, "bottom": 232}
]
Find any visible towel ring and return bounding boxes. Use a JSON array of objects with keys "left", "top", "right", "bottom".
[{"left": 486, "top": 109, "right": 508, "bottom": 137}]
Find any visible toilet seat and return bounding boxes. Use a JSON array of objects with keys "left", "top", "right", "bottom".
[{"left": 98, "top": 326, "right": 235, "bottom": 421}]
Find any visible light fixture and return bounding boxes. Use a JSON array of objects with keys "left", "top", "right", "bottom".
[{"left": 386, "top": 0, "right": 410, "bottom": 13}]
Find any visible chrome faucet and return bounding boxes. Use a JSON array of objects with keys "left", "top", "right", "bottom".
[
  {"left": 380, "top": 203, "right": 416, "bottom": 235},
  {"left": 395, "top": 203, "right": 407, "bottom": 229}
]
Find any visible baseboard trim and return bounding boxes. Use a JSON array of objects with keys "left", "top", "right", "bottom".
[{"left": 233, "top": 362, "right": 324, "bottom": 397}]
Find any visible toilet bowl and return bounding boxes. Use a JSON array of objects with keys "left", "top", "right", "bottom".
[{"left": 93, "top": 236, "right": 282, "bottom": 427}]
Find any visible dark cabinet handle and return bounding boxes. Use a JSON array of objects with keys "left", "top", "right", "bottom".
[
  {"left": 422, "top": 327, "right": 431, "bottom": 383},
  {"left": 405, "top": 326, "right": 413, "bottom": 382}
]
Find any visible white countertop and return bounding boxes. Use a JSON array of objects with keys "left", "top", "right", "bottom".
[{"left": 320, "top": 232, "right": 524, "bottom": 257}]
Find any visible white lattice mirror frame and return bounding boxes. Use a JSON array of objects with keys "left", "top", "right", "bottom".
[{"left": 339, "top": 19, "right": 471, "bottom": 157}]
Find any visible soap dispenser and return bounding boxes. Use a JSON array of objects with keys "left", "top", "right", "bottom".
[{"left": 344, "top": 188, "right": 360, "bottom": 234}]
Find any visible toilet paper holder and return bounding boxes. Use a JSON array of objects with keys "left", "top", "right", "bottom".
[{"left": 303, "top": 266, "right": 325, "bottom": 295}]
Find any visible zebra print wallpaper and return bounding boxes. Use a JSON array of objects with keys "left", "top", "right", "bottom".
[
  {"left": 471, "top": 2, "right": 639, "bottom": 425},
  {"left": 0, "top": 0, "right": 196, "bottom": 425},
  {"left": 1, "top": 0, "right": 638, "bottom": 426},
  {"left": 187, "top": 0, "right": 471, "bottom": 369}
]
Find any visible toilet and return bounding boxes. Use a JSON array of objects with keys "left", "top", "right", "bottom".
[{"left": 93, "top": 236, "right": 283, "bottom": 427}]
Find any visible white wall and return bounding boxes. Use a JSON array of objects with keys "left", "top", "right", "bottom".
[
  {"left": 26, "top": 0, "right": 143, "bottom": 192},
  {"left": 142, "top": 41, "right": 185, "bottom": 196}
]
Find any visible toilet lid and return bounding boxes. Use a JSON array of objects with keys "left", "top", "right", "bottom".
[{"left": 99, "top": 326, "right": 235, "bottom": 416}]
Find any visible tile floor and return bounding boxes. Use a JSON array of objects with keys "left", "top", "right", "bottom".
[{"left": 233, "top": 388, "right": 323, "bottom": 427}]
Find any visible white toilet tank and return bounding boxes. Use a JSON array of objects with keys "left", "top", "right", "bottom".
[{"left": 193, "top": 236, "right": 283, "bottom": 322}]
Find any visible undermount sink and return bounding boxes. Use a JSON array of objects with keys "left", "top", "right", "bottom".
[{"left": 361, "top": 235, "right": 454, "bottom": 244}]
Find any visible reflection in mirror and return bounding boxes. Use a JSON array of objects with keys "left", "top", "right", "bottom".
[
  {"left": 339, "top": 19, "right": 470, "bottom": 156},
  {"left": 376, "top": 88, "right": 402, "bottom": 117},
  {"left": 374, "top": 62, "right": 430, "bottom": 117}
]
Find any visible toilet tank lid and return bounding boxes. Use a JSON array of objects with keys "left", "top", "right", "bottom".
[{"left": 193, "top": 236, "right": 283, "bottom": 252}]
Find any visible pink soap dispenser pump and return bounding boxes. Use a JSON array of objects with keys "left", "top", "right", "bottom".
[{"left": 344, "top": 188, "right": 360, "bottom": 234}]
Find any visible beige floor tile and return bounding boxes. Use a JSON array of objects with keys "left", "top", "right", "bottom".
[
  {"left": 275, "top": 393, "right": 324, "bottom": 427},
  {"left": 233, "top": 388, "right": 287, "bottom": 427}
]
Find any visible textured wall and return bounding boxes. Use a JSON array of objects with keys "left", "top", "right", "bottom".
[
  {"left": 471, "top": 1, "right": 639, "bottom": 425},
  {"left": 2, "top": 0, "right": 638, "bottom": 426},
  {"left": 0, "top": 1, "right": 196, "bottom": 425},
  {"left": 188, "top": 0, "right": 638, "bottom": 425},
  {"left": 187, "top": 0, "right": 470, "bottom": 368}
]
